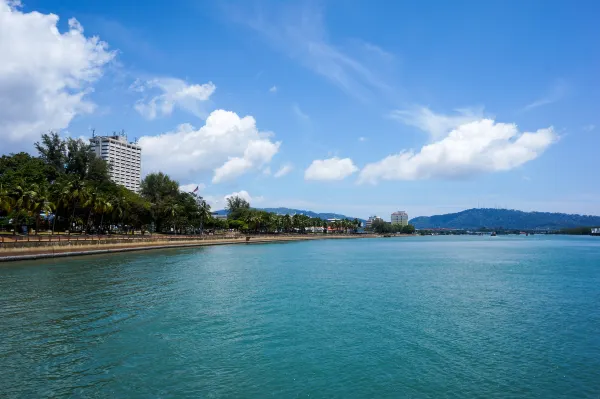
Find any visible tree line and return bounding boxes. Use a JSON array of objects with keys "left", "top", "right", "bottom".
[
  {"left": 224, "top": 196, "right": 362, "bottom": 234},
  {"left": 369, "top": 219, "right": 416, "bottom": 235},
  {"left": 0, "top": 133, "right": 363, "bottom": 236},
  {"left": 0, "top": 133, "right": 210, "bottom": 235}
]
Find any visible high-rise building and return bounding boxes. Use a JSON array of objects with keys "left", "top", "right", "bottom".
[
  {"left": 90, "top": 134, "right": 142, "bottom": 192},
  {"left": 391, "top": 211, "right": 408, "bottom": 226}
]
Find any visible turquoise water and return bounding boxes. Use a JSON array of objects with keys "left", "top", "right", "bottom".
[{"left": 1, "top": 236, "right": 599, "bottom": 398}]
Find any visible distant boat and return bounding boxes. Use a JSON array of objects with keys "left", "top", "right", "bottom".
[{"left": 491, "top": 232, "right": 497, "bottom": 236}]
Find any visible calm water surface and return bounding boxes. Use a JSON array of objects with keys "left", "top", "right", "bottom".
[{"left": 1, "top": 236, "right": 599, "bottom": 398}]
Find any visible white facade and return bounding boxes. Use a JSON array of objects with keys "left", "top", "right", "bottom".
[
  {"left": 592, "top": 228, "right": 600, "bottom": 234},
  {"left": 391, "top": 211, "right": 408, "bottom": 226},
  {"left": 366, "top": 215, "right": 384, "bottom": 229},
  {"left": 90, "top": 135, "right": 142, "bottom": 192}
]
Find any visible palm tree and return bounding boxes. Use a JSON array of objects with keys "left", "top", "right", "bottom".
[
  {"left": 8, "top": 181, "right": 37, "bottom": 235},
  {"left": 30, "top": 186, "right": 55, "bottom": 235},
  {"left": 260, "top": 212, "right": 273, "bottom": 233},
  {"left": 111, "top": 194, "right": 130, "bottom": 234},
  {"left": 84, "top": 188, "right": 100, "bottom": 232},
  {"left": 94, "top": 196, "right": 112, "bottom": 233},
  {"left": 66, "top": 179, "right": 88, "bottom": 235},
  {"left": 197, "top": 198, "right": 211, "bottom": 234},
  {"left": 353, "top": 218, "right": 361, "bottom": 233},
  {"left": 50, "top": 179, "right": 72, "bottom": 235},
  {"left": 0, "top": 184, "right": 13, "bottom": 213}
]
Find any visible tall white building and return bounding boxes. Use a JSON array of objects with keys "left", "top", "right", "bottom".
[
  {"left": 391, "top": 211, "right": 408, "bottom": 226},
  {"left": 90, "top": 135, "right": 142, "bottom": 192}
]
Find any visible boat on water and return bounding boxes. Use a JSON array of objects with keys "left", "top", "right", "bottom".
[{"left": 491, "top": 232, "right": 497, "bottom": 236}]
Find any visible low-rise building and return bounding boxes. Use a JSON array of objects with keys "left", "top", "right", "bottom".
[
  {"left": 592, "top": 227, "right": 600, "bottom": 235},
  {"left": 366, "top": 216, "right": 384, "bottom": 229},
  {"left": 391, "top": 211, "right": 408, "bottom": 226}
]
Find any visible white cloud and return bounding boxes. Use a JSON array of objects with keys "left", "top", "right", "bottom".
[
  {"left": 237, "top": 4, "right": 390, "bottom": 101},
  {"left": 262, "top": 166, "right": 272, "bottom": 175},
  {"left": 269, "top": 86, "right": 278, "bottom": 93},
  {"left": 358, "top": 119, "right": 557, "bottom": 184},
  {"left": 139, "top": 109, "right": 281, "bottom": 183},
  {"left": 0, "top": 0, "right": 115, "bottom": 150},
  {"left": 390, "top": 106, "right": 484, "bottom": 139},
  {"left": 583, "top": 124, "right": 595, "bottom": 132},
  {"left": 212, "top": 138, "right": 280, "bottom": 183},
  {"left": 133, "top": 77, "right": 215, "bottom": 119},
  {"left": 292, "top": 104, "right": 309, "bottom": 121},
  {"left": 305, "top": 157, "right": 358, "bottom": 181},
  {"left": 179, "top": 183, "right": 206, "bottom": 193},
  {"left": 224, "top": 190, "right": 264, "bottom": 205},
  {"left": 274, "top": 163, "right": 293, "bottom": 178},
  {"left": 524, "top": 80, "right": 568, "bottom": 111},
  {"left": 359, "top": 136, "right": 367, "bottom": 142}
]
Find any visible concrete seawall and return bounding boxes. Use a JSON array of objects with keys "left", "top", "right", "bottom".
[{"left": 0, "top": 235, "right": 374, "bottom": 263}]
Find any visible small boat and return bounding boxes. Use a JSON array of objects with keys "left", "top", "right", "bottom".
[{"left": 491, "top": 232, "right": 497, "bottom": 236}]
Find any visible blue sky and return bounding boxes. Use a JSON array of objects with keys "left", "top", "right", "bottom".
[{"left": 1, "top": 0, "right": 599, "bottom": 218}]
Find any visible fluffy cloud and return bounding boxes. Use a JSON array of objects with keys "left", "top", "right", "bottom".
[
  {"left": 224, "top": 190, "right": 257, "bottom": 203},
  {"left": 133, "top": 77, "right": 215, "bottom": 119},
  {"left": 274, "top": 163, "right": 293, "bottom": 178},
  {"left": 0, "top": 0, "right": 114, "bottom": 150},
  {"left": 139, "top": 109, "right": 281, "bottom": 183},
  {"left": 358, "top": 119, "right": 556, "bottom": 184},
  {"left": 269, "top": 86, "right": 278, "bottom": 93},
  {"left": 390, "top": 106, "right": 483, "bottom": 139},
  {"left": 305, "top": 157, "right": 358, "bottom": 181}
]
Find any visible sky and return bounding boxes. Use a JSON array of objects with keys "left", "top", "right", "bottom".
[{"left": 1, "top": 0, "right": 599, "bottom": 218}]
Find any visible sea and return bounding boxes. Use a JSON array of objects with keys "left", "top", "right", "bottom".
[{"left": 1, "top": 235, "right": 599, "bottom": 398}]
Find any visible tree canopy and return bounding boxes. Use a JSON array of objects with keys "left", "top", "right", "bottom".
[{"left": 1, "top": 133, "right": 364, "bottom": 237}]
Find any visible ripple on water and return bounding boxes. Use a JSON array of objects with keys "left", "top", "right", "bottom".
[{"left": 1, "top": 236, "right": 600, "bottom": 398}]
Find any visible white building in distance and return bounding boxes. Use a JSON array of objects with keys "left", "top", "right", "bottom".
[
  {"left": 366, "top": 216, "right": 384, "bottom": 229},
  {"left": 90, "top": 134, "right": 142, "bottom": 192},
  {"left": 391, "top": 211, "right": 409, "bottom": 226}
]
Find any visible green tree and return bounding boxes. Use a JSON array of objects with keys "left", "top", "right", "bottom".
[
  {"left": 226, "top": 195, "right": 250, "bottom": 220},
  {"left": 7, "top": 181, "right": 38, "bottom": 235},
  {"left": 35, "top": 132, "right": 66, "bottom": 179},
  {"left": 50, "top": 178, "right": 73, "bottom": 234},
  {"left": 402, "top": 224, "right": 416, "bottom": 234},
  {"left": 65, "top": 138, "right": 94, "bottom": 179}
]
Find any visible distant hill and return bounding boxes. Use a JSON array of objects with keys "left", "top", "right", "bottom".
[
  {"left": 410, "top": 208, "right": 600, "bottom": 230},
  {"left": 214, "top": 207, "right": 366, "bottom": 223}
]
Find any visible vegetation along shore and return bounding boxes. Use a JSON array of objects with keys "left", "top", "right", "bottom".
[{"left": 0, "top": 132, "right": 412, "bottom": 262}]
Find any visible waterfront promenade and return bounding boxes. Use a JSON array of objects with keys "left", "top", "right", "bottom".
[{"left": 0, "top": 233, "right": 375, "bottom": 262}]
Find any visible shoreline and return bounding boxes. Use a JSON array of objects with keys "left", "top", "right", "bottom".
[{"left": 0, "top": 234, "right": 381, "bottom": 263}]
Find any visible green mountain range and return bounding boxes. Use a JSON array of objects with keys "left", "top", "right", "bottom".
[{"left": 410, "top": 208, "right": 600, "bottom": 230}]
